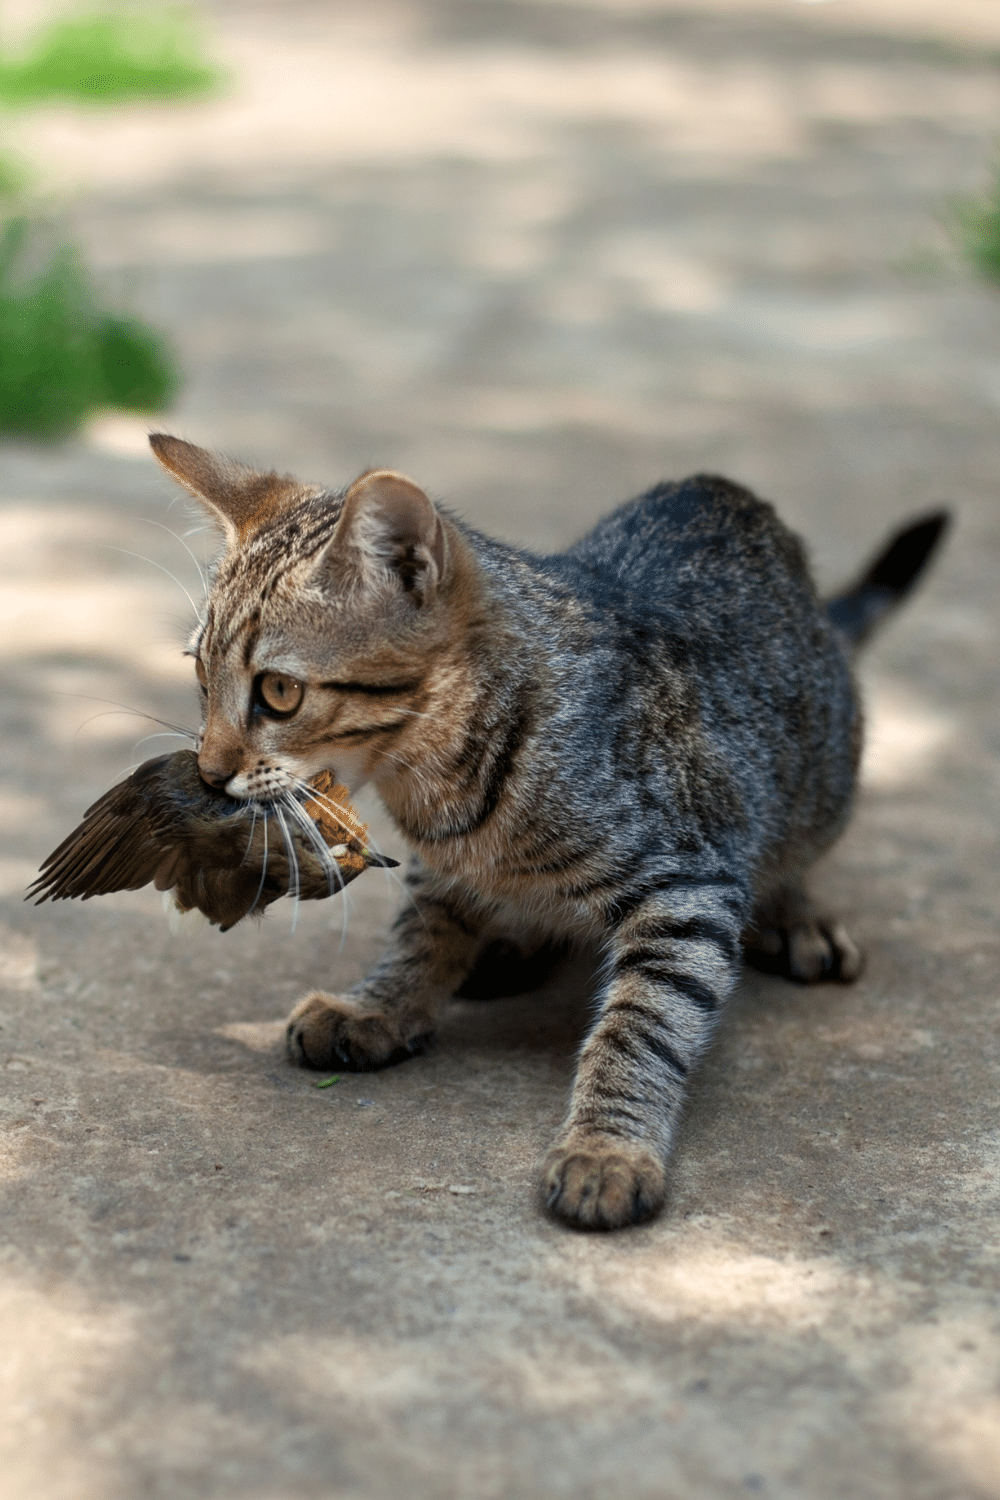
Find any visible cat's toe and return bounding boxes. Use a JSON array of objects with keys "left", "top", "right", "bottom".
[
  {"left": 286, "top": 992, "right": 428, "bottom": 1071},
  {"left": 787, "top": 920, "right": 863, "bottom": 984},
  {"left": 542, "top": 1132, "right": 666, "bottom": 1231},
  {"left": 822, "top": 920, "right": 864, "bottom": 982},
  {"left": 745, "top": 919, "right": 863, "bottom": 985}
]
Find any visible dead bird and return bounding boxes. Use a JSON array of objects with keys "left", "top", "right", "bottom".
[{"left": 29, "top": 749, "right": 397, "bottom": 930}]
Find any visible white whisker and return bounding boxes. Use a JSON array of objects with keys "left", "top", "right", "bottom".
[
  {"left": 104, "top": 545, "right": 203, "bottom": 621},
  {"left": 290, "top": 775, "right": 422, "bottom": 928},
  {"left": 140, "top": 517, "right": 210, "bottom": 596},
  {"left": 240, "top": 804, "right": 259, "bottom": 869},
  {"left": 291, "top": 778, "right": 359, "bottom": 830},
  {"left": 290, "top": 777, "right": 380, "bottom": 858},
  {"left": 55, "top": 691, "right": 199, "bottom": 741},
  {"left": 132, "top": 731, "right": 197, "bottom": 753},
  {"left": 246, "top": 811, "right": 270, "bottom": 917},
  {"left": 273, "top": 805, "right": 301, "bottom": 932},
  {"left": 282, "top": 793, "right": 341, "bottom": 896},
  {"left": 282, "top": 793, "right": 353, "bottom": 954}
]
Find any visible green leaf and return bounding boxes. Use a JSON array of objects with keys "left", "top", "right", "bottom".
[
  {"left": 312, "top": 1075, "right": 342, "bottom": 1089},
  {"left": 0, "top": 10, "right": 221, "bottom": 107}
]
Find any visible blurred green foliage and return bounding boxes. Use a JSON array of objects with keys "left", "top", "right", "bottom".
[
  {"left": 0, "top": 212, "right": 178, "bottom": 437},
  {"left": 954, "top": 173, "right": 1000, "bottom": 285},
  {"left": 0, "top": 8, "right": 219, "bottom": 105},
  {"left": 0, "top": 150, "right": 29, "bottom": 196},
  {"left": 98, "top": 312, "right": 176, "bottom": 410},
  {"left": 0, "top": 7, "right": 212, "bottom": 436}
]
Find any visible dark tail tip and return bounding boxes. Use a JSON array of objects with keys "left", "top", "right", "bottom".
[
  {"left": 366, "top": 853, "right": 400, "bottom": 869},
  {"left": 827, "top": 509, "right": 950, "bottom": 648},
  {"left": 863, "top": 510, "right": 950, "bottom": 596}
]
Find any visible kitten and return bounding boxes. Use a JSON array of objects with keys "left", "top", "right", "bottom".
[{"left": 150, "top": 434, "right": 946, "bottom": 1231}]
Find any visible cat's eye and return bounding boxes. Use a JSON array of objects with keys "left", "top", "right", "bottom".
[
  {"left": 195, "top": 658, "right": 208, "bottom": 690},
  {"left": 257, "top": 672, "right": 304, "bottom": 716}
]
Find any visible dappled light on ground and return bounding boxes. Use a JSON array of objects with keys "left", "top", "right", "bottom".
[{"left": 2, "top": 2, "right": 1000, "bottom": 1497}]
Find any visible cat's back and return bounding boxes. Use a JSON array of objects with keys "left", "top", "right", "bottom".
[
  {"left": 551, "top": 472, "right": 856, "bottom": 850},
  {"left": 565, "top": 473, "right": 810, "bottom": 611}
]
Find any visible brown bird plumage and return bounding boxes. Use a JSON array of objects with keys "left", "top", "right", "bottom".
[{"left": 28, "top": 750, "right": 397, "bottom": 930}]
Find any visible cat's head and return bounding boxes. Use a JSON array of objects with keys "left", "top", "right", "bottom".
[{"left": 151, "top": 434, "right": 478, "bottom": 802}]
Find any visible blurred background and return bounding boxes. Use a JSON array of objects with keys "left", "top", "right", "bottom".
[
  {"left": 3, "top": 0, "right": 999, "bottom": 807},
  {"left": 3, "top": 4, "right": 1000, "bottom": 1498}
]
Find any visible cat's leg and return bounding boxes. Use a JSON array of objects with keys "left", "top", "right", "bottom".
[
  {"left": 543, "top": 880, "right": 744, "bottom": 1231},
  {"left": 286, "top": 865, "right": 488, "bottom": 1071},
  {"left": 743, "top": 877, "right": 862, "bottom": 984},
  {"left": 457, "top": 935, "right": 569, "bottom": 1000}
]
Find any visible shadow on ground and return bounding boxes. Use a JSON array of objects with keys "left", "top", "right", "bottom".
[{"left": 2, "top": 1, "right": 1000, "bottom": 1497}]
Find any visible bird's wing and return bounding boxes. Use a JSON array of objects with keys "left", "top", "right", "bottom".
[
  {"left": 29, "top": 750, "right": 398, "bottom": 923},
  {"left": 29, "top": 756, "right": 183, "bottom": 902}
]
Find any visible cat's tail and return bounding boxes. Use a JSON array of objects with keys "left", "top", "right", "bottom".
[{"left": 825, "top": 510, "right": 950, "bottom": 650}]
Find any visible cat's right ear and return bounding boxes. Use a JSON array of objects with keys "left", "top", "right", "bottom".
[
  {"left": 322, "top": 470, "right": 447, "bottom": 606},
  {"left": 149, "top": 434, "right": 301, "bottom": 545}
]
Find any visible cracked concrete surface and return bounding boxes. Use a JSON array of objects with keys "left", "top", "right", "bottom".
[{"left": 2, "top": 1, "right": 1000, "bottom": 1496}]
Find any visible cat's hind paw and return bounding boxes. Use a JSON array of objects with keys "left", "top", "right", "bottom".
[
  {"left": 542, "top": 1131, "right": 666, "bottom": 1231},
  {"left": 744, "top": 918, "right": 863, "bottom": 985},
  {"left": 286, "top": 992, "right": 431, "bottom": 1071}
]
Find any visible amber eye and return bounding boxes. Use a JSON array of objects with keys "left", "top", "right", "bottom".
[
  {"left": 195, "top": 658, "right": 208, "bottom": 689},
  {"left": 257, "top": 672, "right": 304, "bottom": 715}
]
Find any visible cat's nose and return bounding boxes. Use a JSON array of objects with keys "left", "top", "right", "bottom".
[
  {"left": 198, "top": 722, "right": 242, "bottom": 790},
  {"left": 197, "top": 761, "right": 231, "bottom": 790}
]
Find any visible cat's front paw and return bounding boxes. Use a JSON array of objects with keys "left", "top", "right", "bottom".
[
  {"left": 542, "top": 1131, "right": 666, "bottom": 1231},
  {"left": 285, "top": 992, "right": 431, "bottom": 1071}
]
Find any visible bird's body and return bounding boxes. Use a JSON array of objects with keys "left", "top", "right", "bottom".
[{"left": 30, "top": 750, "right": 395, "bottom": 930}]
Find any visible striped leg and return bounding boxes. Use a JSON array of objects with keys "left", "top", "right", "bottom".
[
  {"left": 286, "top": 864, "right": 488, "bottom": 1070},
  {"left": 543, "top": 883, "right": 743, "bottom": 1230}
]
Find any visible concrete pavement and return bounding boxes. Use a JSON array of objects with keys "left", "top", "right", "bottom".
[{"left": 2, "top": 2, "right": 1000, "bottom": 1496}]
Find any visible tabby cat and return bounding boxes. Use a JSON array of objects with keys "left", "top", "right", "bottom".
[{"left": 150, "top": 433, "right": 946, "bottom": 1231}]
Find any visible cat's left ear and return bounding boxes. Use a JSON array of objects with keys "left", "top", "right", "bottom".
[
  {"left": 325, "top": 470, "right": 446, "bottom": 605},
  {"left": 148, "top": 433, "right": 303, "bottom": 544}
]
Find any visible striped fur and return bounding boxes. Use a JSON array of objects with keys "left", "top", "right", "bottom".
[{"left": 152, "top": 437, "right": 898, "bottom": 1230}]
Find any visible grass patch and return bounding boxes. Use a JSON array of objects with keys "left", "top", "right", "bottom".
[
  {"left": 0, "top": 215, "right": 178, "bottom": 437},
  {"left": 953, "top": 172, "right": 1000, "bottom": 285},
  {"left": 0, "top": 8, "right": 219, "bottom": 106}
]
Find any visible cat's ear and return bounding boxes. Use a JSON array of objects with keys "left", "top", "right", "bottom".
[
  {"left": 325, "top": 469, "right": 446, "bottom": 605},
  {"left": 149, "top": 434, "right": 301, "bottom": 543}
]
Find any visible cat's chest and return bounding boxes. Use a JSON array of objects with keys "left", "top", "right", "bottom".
[{"left": 406, "top": 822, "right": 621, "bottom": 936}]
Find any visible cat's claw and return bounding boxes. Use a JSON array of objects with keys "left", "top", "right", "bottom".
[
  {"left": 286, "top": 992, "right": 430, "bottom": 1071},
  {"left": 542, "top": 1132, "right": 666, "bottom": 1231}
]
